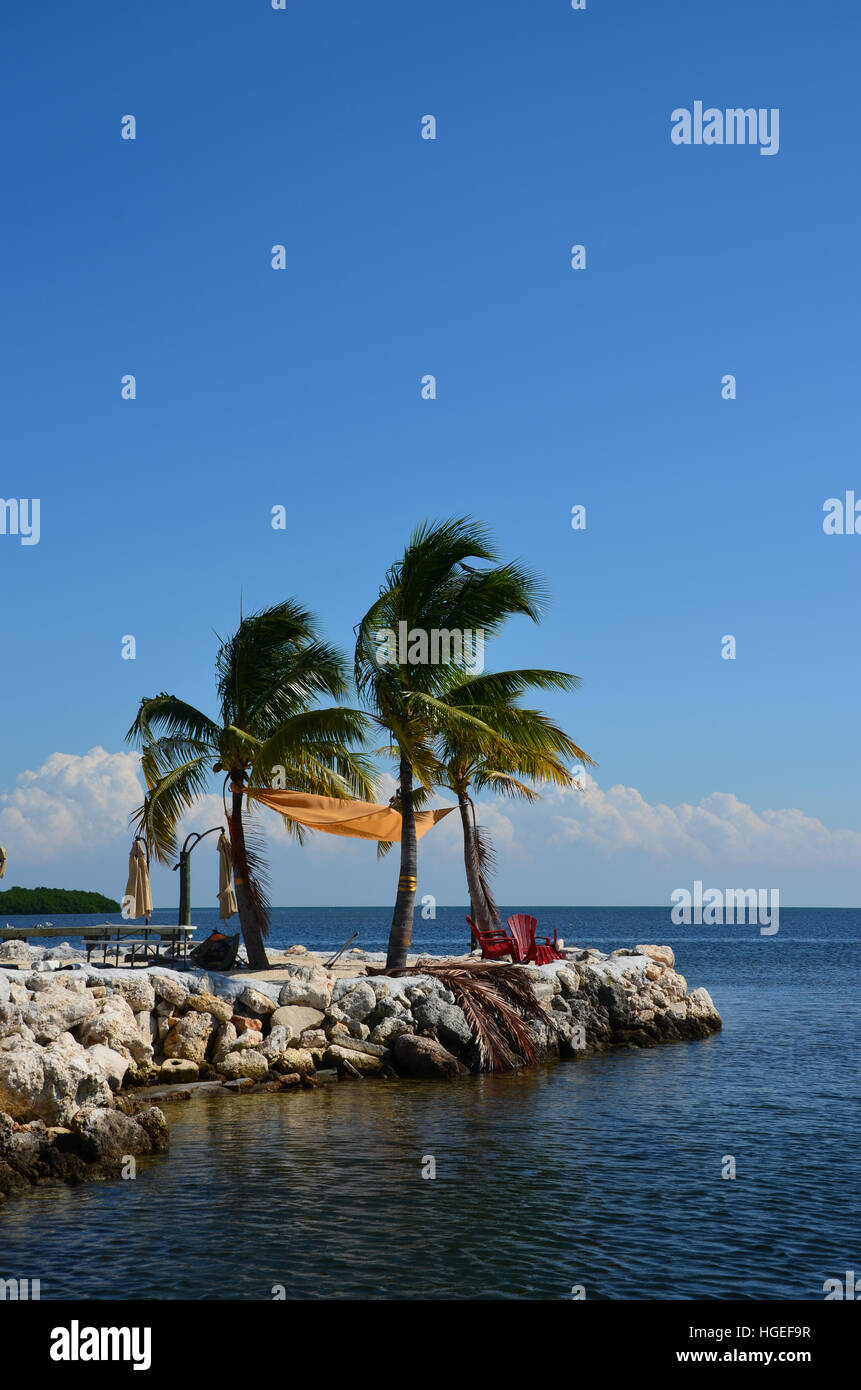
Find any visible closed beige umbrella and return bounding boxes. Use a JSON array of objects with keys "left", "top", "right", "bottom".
[
  {"left": 0, "top": 846, "right": 6, "bottom": 879},
  {"left": 217, "top": 831, "right": 237, "bottom": 920},
  {"left": 124, "top": 839, "right": 153, "bottom": 921}
]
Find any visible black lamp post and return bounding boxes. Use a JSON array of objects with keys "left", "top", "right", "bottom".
[{"left": 173, "top": 827, "right": 224, "bottom": 926}]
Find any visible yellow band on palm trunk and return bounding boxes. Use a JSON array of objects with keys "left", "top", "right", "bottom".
[{"left": 398, "top": 875, "right": 417, "bottom": 891}]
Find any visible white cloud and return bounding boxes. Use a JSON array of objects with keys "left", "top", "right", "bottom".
[
  {"left": 550, "top": 774, "right": 861, "bottom": 868},
  {"left": 0, "top": 748, "right": 144, "bottom": 860},
  {"left": 1, "top": 752, "right": 859, "bottom": 906}
]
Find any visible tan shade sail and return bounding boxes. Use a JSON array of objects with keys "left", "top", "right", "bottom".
[
  {"left": 124, "top": 839, "right": 153, "bottom": 922},
  {"left": 244, "top": 789, "right": 455, "bottom": 842},
  {"left": 217, "top": 831, "right": 237, "bottom": 920}
]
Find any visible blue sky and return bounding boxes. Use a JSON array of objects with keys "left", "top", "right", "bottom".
[{"left": 1, "top": 1, "right": 859, "bottom": 908}]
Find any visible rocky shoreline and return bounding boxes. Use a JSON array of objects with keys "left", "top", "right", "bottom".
[{"left": 0, "top": 940, "right": 721, "bottom": 1204}]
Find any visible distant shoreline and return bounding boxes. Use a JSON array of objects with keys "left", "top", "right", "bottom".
[{"left": 0, "top": 889, "right": 120, "bottom": 915}]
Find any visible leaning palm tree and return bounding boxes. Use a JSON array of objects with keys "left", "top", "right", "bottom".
[
  {"left": 355, "top": 517, "right": 548, "bottom": 971},
  {"left": 436, "top": 668, "right": 595, "bottom": 934},
  {"left": 126, "top": 601, "right": 373, "bottom": 969}
]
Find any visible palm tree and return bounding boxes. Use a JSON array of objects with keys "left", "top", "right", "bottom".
[
  {"left": 126, "top": 601, "right": 373, "bottom": 969},
  {"left": 355, "top": 517, "right": 548, "bottom": 971},
  {"left": 435, "top": 668, "right": 595, "bottom": 935}
]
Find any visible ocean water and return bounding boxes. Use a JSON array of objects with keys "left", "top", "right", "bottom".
[{"left": 0, "top": 906, "right": 858, "bottom": 1300}]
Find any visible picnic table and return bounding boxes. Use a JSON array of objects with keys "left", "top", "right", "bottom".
[{"left": 0, "top": 922, "right": 197, "bottom": 968}]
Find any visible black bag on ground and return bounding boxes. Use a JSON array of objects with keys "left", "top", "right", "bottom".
[{"left": 189, "top": 932, "right": 240, "bottom": 971}]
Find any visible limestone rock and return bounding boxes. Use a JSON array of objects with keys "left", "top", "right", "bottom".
[
  {"left": 159, "top": 1058, "right": 199, "bottom": 1083},
  {"left": 26, "top": 972, "right": 67, "bottom": 992},
  {"left": 232, "top": 1016, "right": 262, "bottom": 1034},
  {"left": 0, "top": 1004, "right": 29, "bottom": 1040},
  {"left": 0, "top": 1037, "right": 45, "bottom": 1120},
  {"left": 0, "top": 1032, "right": 113, "bottom": 1126},
  {"left": 110, "top": 976, "right": 156, "bottom": 1013},
  {"left": 0, "top": 941, "right": 32, "bottom": 963},
  {"left": 69, "top": 1105, "right": 153, "bottom": 1161},
  {"left": 371, "top": 994, "right": 404, "bottom": 1021},
  {"left": 185, "top": 972, "right": 213, "bottom": 996},
  {"left": 272, "top": 1047, "right": 316, "bottom": 1076},
  {"left": 393, "top": 1033, "right": 467, "bottom": 1080},
  {"left": 212, "top": 1022, "right": 237, "bottom": 1061},
  {"left": 556, "top": 968, "right": 581, "bottom": 997},
  {"left": 186, "top": 993, "right": 233, "bottom": 1024},
  {"left": 412, "top": 996, "right": 472, "bottom": 1053},
  {"left": 79, "top": 994, "right": 154, "bottom": 1067},
  {"left": 216, "top": 1050, "right": 269, "bottom": 1080},
  {"left": 23, "top": 987, "right": 99, "bottom": 1043},
  {"left": 686, "top": 987, "right": 721, "bottom": 1025},
  {"left": 326, "top": 1036, "right": 388, "bottom": 1058},
  {"left": 278, "top": 966, "right": 331, "bottom": 1012},
  {"left": 554, "top": 1017, "right": 588, "bottom": 1056},
  {"left": 528, "top": 1016, "right": 559, "bottom": 1057},
  {"left": 261, "top": 1024, "right": 291, "bottom": 1061},
  {"left": 132, "top": 1106, "right": 169, "bottom": 1153},
  {"left": 163, "top": 1010, "right": 214, "bottom": 1065},
  {"left": 325, "top": 1020, "right": 351, "bottom": 1044},
  {"left": 333, "top": 981, "right": 377, "bottom": 1022},
  {"left": 369, "top": 1017, "right": 413, "bottom": 1047},
  {"left": 521, "top": 973, "right": 557, "bottom": 1007},
  {"left": 229, "top": 1031, "right": 263, "bottom": 1050},
  {"left": 151, "top": 975, "right": 188, "bottom": 1008},
  {"left": 86, "top": 1043, "right": 130, "bottom": 1092},
  {"left": 42, "top": 1034, "right": 115, "bottom": 1124},
  {"left": 269, "top": 1004, "right": 324, "bottom": 1038},
  {"left": 661, "top": 971, "right": 687, "bottom": 1002},
  {"left": 324, "top": 1045, "right": 382, "bottom": 1076},
  {"left": 238, "top": 987, "right": 277, "bottom": 1016},
  {"left": 636, "top": 944, "right": 675, "bottom": 969}
]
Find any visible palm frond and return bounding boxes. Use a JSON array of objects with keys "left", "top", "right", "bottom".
[
  {"left": 471, "top": 770, "right": 541, "bottom": 802},
  {"left": 140, "top": 735, "right": 213, "bottom": 785},
  {"left": 437, "top": 667, "right": 582, "bottom": 703},
  {"left": 130, "top": 756, "right": 211, "bottom": 864},
  {"left": 216, "top": 600, "right": 349, "bottom": 730},
  {"left": 253, "top": 707, "right": 371, "bottom": 782},
  {"left": 474, "top": 822, "right": 500, "bottom": 927},
  {"left": 410, "top": 962, "right": 543, "bottom": 1072},
  {"left": 126, "top": 694, "right": 221, "bottom": 750}
]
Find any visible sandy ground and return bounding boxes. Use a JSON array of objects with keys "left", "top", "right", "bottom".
[
  {"left": 232, "top": 947, "right": 474, "bottom": 984},
  {"left": 0, "top": 945, "right": 477, "bottom": 980}
]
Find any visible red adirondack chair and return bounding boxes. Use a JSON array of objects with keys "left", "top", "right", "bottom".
[
  {"left": 506, "top": 914, "right": 565, "bottom": 965},
  {"left": 467, "top": 915, "right": 522, "bottom": 963}
]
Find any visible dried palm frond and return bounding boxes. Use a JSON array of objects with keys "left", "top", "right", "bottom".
[
  {"left": 229, "top": 805, "right": 272, "bottom": 939},
  {"left": 473, "top": 822, "right": 500, "bottom": 927},
  {"left": 410, "top": 960, "right": 544, "bottom": 1072}
]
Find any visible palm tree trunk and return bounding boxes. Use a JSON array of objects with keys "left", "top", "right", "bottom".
[
  {"left": 459, "top": 792, "right": 492, "bottom": 936},
  {"left": 386, "top": 752, "right": 417, "bottom": 972},
  {"left": 229, "top": 774, "right": 270, "bottom": 970}
]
